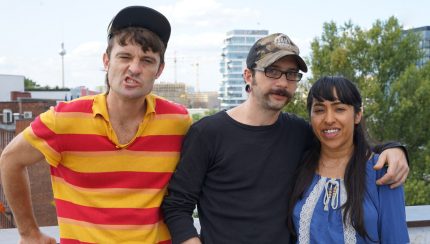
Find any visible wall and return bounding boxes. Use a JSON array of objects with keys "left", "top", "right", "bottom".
[{"left": 0, "top": 75, "right": 24, "bottom": 102}]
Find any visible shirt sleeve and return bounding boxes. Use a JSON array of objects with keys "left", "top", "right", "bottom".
[
  {"left": 376, "top": 163, "right": 410, "bottom": 243},
  {"left": 23, "top": 107, "right": 61, "bottom": 167},
  {"left": 162, "top": 124, "right": 210, "bottom": 243}
]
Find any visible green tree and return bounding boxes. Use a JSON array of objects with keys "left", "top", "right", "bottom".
[
  {"left": 390, "top": 63, "right": 430, "bottom": 204},
  {"left": 284, "top": 81, "right": 310, "bottom": 120},
  {"left": 191, "top": 109, "right": 219, "bottom": 123},
  {"left": 309, "top": 16, "right": 429, "bottom": 205},
  {"left": 24, "top": 77, "right": 42, "bottom": 90}
]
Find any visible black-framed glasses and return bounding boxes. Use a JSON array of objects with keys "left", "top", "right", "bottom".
[{"left": 254, "top": 67, "right": 303, "bottom": 81}]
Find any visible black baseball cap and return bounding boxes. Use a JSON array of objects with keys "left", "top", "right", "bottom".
[{"left": 107, "top": 6, "right": 171, "bottom": 47}]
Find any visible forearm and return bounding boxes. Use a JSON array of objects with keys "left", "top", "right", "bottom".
[
  {"left": 0, "top": 134, "right": 45, "bottom": 238},
  {"left": 181, "top": 237, "right": 202, "bottom": 244},
  {"left": 162, "top": 186, "right": 200, "bottom": 243},
  {"left": 0, "top": 160, "right": 39, "bottom": 237}
]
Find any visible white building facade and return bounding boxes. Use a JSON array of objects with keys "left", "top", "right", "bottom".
[
  {"left": 218, "top": 30, "right": 268, "bottom": 109},
  {"left": 0, "top": 74, "right": 24, "bottom": 102}
]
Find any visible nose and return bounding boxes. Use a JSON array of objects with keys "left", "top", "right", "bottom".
[
  {"left": 324, "top": 109, "right": 335, "bottom": 124},
  {"left": 128, "top": 59, "right": 142, "bottom": 75}
]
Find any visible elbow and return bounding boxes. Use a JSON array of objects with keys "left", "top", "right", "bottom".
[
  {"left": 0, "top": 147, "right": 10, "bottom": 172},
  {"left": 161, "top": 193, "right": 196, "bottom": 222},
  {"left": 0, "top": 145, "right": 24, "bottom": 176}
]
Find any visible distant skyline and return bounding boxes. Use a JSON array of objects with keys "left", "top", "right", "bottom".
[{"left": 0, "top": 0, "right": 428, "bottom": 91}]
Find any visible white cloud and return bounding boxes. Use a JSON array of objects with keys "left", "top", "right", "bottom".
[
  {"left": 69, "top": 42, "right": 106, "bottom": 58},
  {"left": 159, "top": 0, "right": 259, "bottom": 28},
  {"left": 171, "top": 32, "right": 225, "bottom": 51}
]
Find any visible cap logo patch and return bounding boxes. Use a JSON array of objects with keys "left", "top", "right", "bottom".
[{"left": 274, "top": 34, "right": 299, "bottom": 54}]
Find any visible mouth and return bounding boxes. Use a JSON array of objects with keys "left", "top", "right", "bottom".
[
  {"left": 123, "top": 76, "right": 140, "bottom": 86},
  {"left": 269, "top": 89, "right": 293, "bottom": 99},
  {"left": 322, "top": 128, "right": 340, "bottom": 137}
]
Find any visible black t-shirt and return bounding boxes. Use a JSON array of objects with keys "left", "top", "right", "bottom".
[{"left": 162, "top": 111, "right": 313, "bottom": 244}]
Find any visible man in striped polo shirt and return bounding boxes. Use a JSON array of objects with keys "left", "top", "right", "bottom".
[{"left": 0, "top": 6, "right": 191, "bottom": 244}]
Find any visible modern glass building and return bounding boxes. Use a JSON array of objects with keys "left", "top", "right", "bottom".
[
  {"left": 405, "top": 26, "right": 430, "bottom": 67},
  {"left": 218, "top": 30, "right": 268, "bottom": 109}
]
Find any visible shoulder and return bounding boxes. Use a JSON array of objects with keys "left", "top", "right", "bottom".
[
  {"left": 365, "top": 154, "right": 385, "bottom": 180},
  {"left": 282, "top": 112, "right": 309, "bottom": 126},
  {"left": 281, "top": 112, "right": 312, "bottom": 135},
  {"left": 152, "top": 94, "right": 189, "bottom": 116},
  {"left": 192, "top": 110, "right": 226, "bottom": 130},
  {"left": 54, "top": 95, "right": 96, "bottom": 114}
]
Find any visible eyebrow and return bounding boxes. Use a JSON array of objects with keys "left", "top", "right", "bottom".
[
  {"left": 268, "top": 65, "right": 299, "bottom": 71},
  {"left": 313, "top": 100, "right": 344, "bottom": 106},
  {"left": 115, "top": 52, "right": 157, "bottom": 61},
  {"left": 115, "top": 51, "right": 131, "bottom": 56}
]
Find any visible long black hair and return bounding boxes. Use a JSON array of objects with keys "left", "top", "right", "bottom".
[{"left": 288, "top": 76, "right": 372, "bottom": 240}]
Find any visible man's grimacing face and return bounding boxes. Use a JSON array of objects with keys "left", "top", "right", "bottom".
[{"left": 103, "top": 38, "right": 164, "bottom": 100}]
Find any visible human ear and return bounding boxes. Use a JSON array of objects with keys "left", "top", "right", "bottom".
[
  {"left": 103, "top": 53, "right": 110, "bottom": 71},
  {"left": 355, "top": 108, "right": 363, "bottom": 124}
]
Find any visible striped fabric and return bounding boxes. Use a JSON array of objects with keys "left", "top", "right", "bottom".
[{"left": 23, "top": 94, "right": 191, "bottom": 244}]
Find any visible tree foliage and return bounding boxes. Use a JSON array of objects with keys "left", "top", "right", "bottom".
[
  {"left": 284, "top": 82, "right": 310, "bottom": 120},
  {"left": 191, "top": 109, "right": 219, "bottom": 123},
  {"left": 308, "top": 16, "right": 429, "bottom": 205},
  {"left": 24, "top": 77, "right": 42, "bottom": 90},
  {"left": 24, "top": 77, "right": 69, "bottom": 91}
]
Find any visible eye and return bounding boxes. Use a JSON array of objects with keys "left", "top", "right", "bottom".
[
  {"left": 287, "top": 72, "right": 298, "bottom": 78},
  {"left": 335, "top": 107, "right": 347, "bottom": 112},
  {"left": 142, "top": 58, "right": 155, "bottom": 64},
  {"left": 266, "top": 68, "right": 281, "bottom": 76},
  {"left": 312, "top": 108, "right": 324, "bottom": 113},
  {"left": 118, "top": 55, "right": 131, "bottom": 60}
]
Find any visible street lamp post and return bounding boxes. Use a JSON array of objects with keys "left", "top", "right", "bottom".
[{"left": 59, "top": 42, "right": 66, "bottom": 88}]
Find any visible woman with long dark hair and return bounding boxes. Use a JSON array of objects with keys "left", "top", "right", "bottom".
[{"left": 288, "top": 76, "right": 409, "bottom": 243}]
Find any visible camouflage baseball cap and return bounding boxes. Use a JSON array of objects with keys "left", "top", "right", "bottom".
[{"left": 246, "top": 33, "right": 307, "bottom": 72}]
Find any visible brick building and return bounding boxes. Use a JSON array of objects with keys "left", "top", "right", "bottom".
[{"left": 0, "top": 100, "right": 58, "bottom": 228}]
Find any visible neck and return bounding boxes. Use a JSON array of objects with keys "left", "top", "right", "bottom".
[
  {"left": 227, "top": 99, "right": 281, "bottom": 126},
  {"left": 320, "top": 144, "right": 353, "bottom": 163},
  {"left": 106, "top": 93, "right": 147, "bottom": 122},
  {"left": 318, "top": 143, "right": 354, "bottom": 178}
]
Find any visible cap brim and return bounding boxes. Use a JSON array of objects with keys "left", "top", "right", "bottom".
[
  {"left": 108, "top": 6, "right": 171, "bottom": 47},
  {"left": 255, "top": 50, "right": 308, "bottom": 72}
]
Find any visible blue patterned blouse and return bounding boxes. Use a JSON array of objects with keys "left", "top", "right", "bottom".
[{"left": 292, "top": 154, "right": 409, "bottom": 244}]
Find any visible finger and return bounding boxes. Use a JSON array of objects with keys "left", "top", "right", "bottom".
[
  {"left": 376, "top": 163, "right": 397, "bottom": 185},
  {"left": 390, "top": 169, "right": 403, "bottom": 185},
  {"left": 390, "top": 158, "right": 409, "bottom": 187},
  {"left": 376, "top": 173, "right": 392, "bottom": 185},
  {"left": 374, "top": 152, "right": 387, "bottom": 170},
  {"left": 390, "top": 173, "right": 408, "bottom": 189}
]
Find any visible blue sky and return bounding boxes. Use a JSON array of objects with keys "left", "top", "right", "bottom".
[{"left": 0, "top": 0, "right": 428, "bottom": 91}]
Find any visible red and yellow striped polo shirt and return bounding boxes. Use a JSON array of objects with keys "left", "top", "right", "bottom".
[{"left": 23, "top": 93, "right": 191, "bottom": 244}]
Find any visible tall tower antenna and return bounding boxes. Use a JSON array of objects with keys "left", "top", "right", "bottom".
[{"left": 59, "top": 42, "right": 66, "bottom": 88}]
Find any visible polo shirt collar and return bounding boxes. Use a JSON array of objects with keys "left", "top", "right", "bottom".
[{"left": 92, "top": 93, "right": 156, "bottom": 120}]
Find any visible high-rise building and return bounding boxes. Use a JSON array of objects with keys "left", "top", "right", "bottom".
[
  {"left": 219, "top": 30, "right": 268, "bottom": 109},
  {"left": 405, "top": 26, "right": 430, "bottom": 67}
]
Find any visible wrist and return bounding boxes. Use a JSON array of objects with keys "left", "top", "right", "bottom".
[
  {"left": 181, "top": 237, "right": 201, "bottom": 244},
  {"left": 19, "top": 224, "right": 40, "bottom": 238}
]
